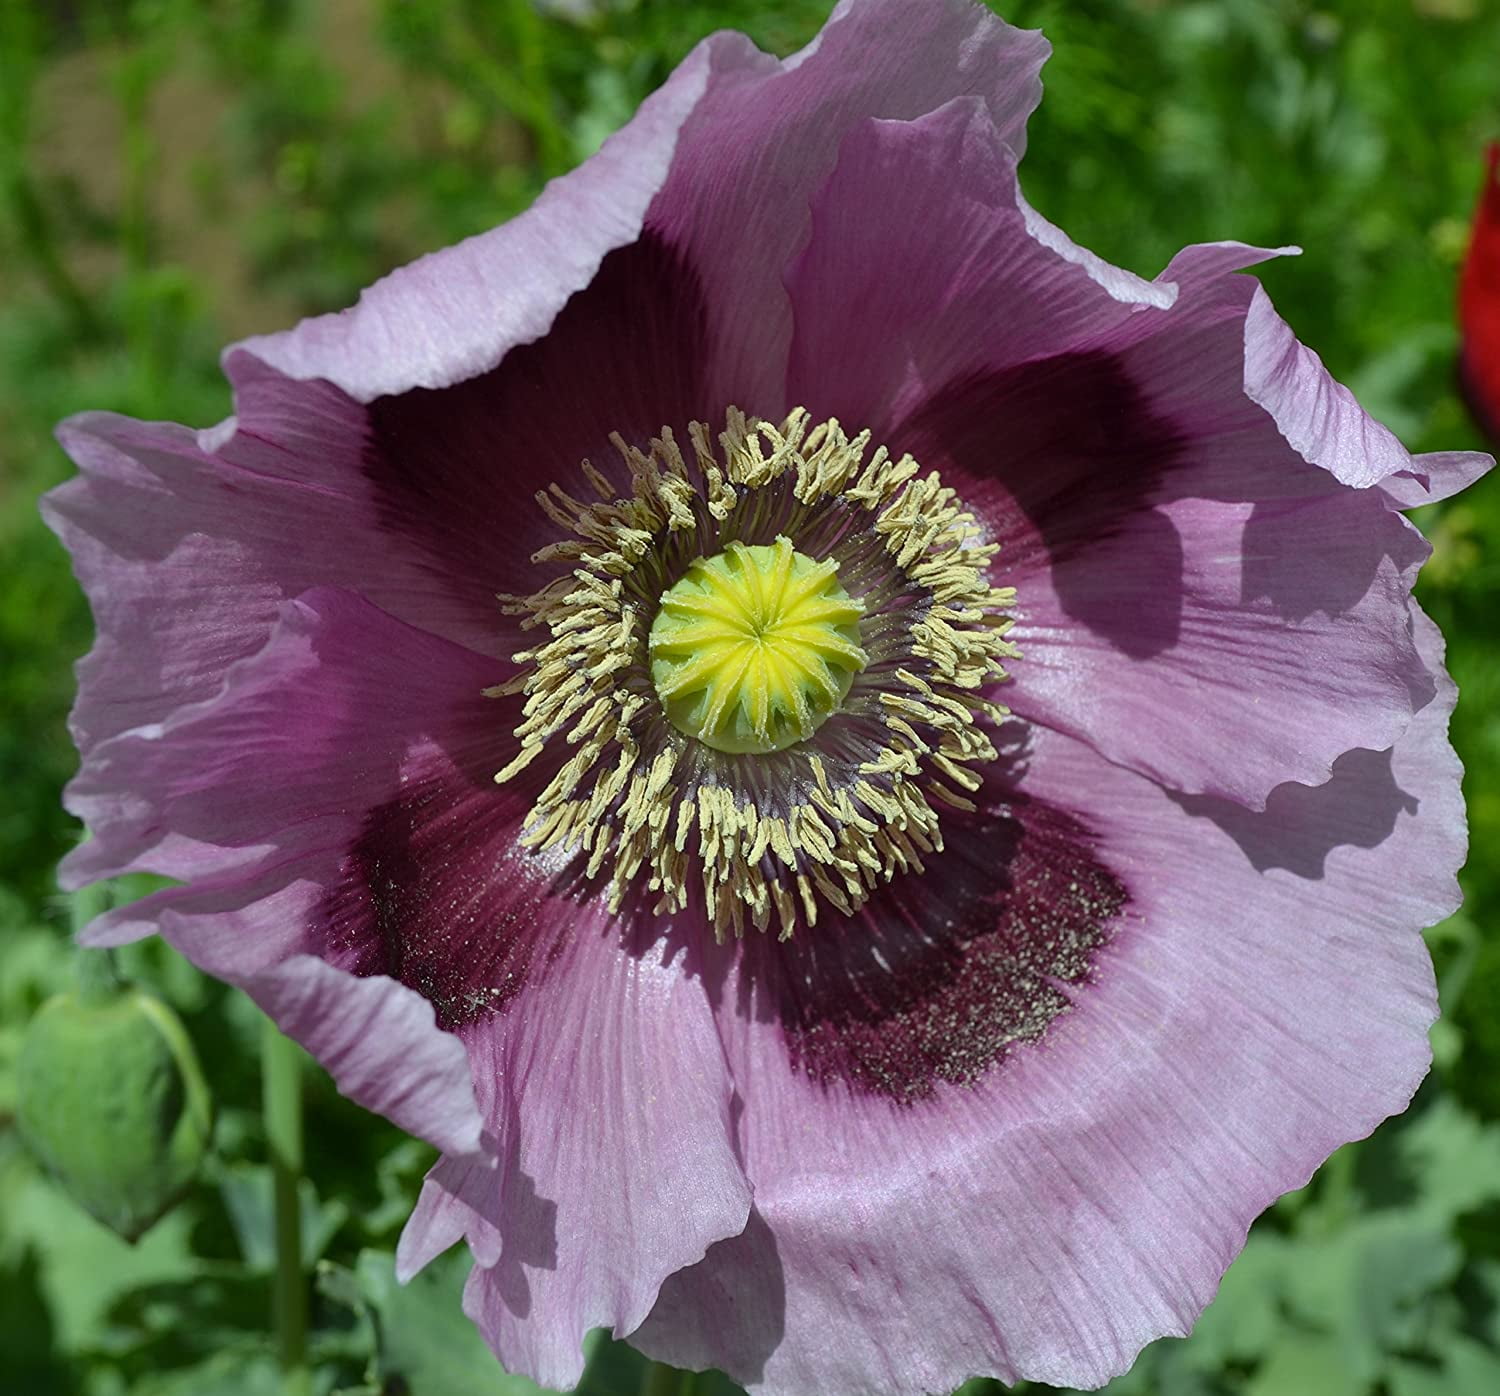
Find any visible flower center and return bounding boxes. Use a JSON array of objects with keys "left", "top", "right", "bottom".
[
  {"left": 493, "top": 409, "right": 1018, "bottom": 938},
  {"left": 649, "top": 537, "right": 868, "bottom": 755}
]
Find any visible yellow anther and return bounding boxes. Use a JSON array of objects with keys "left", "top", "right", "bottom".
[{"left": 649, "top": 537, "right": 868, "bottom": 755}]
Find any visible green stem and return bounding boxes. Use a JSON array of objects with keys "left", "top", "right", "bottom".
[
  {"left": 74, "top": 947, "right": 123, "bottom": 1003},
  {"left": 262, "top": 1015, "right": 310, "bottom": 1396},
  {"left": 115, "top": 40, "right": 153, "bottom": 280},
  {"left": 68, "top": 877, "right": 112, "bottom": 936},
  {"left": 114, "top": 38, "right": 165, "bottom": 402},
  {"left": 70, "top": 881, "right": 121, "bottom": 1004}
]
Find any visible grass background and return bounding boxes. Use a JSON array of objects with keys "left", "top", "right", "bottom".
[{"left": 2, "top": 0, "right": 1499, "bottom": 1392}]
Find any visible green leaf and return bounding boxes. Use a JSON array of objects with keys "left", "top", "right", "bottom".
[
  {"left": 0, "top": 1149, "right": 198, "bottom": 1355},
  {"left": 350, "top": 1246, "right": 548, "bottom": 1396},
  {"left": 1245, "top": 1335, "right": 1360, "bottom": 1396},
  {"left": 1094, "top": 1340, "right": 1220, "bottom": 1396},
  {"left": 1390, "top": 1338, "right": 1500, "bottom": 1396},
  {"left": 1281, "top": 1213, "right": 1461, "bottom": 1381},
  {"left": 0, "top": 1243, "right": 72, "bottom": 1392},
  {"left": 122, "top": 1350, "right": 288, "bottom": 1396},
  {"left": 99, "top": 1268, "right": 276, "bottom": 1373},
  {"left": 359, "top": 1135, "right": 438, "bottom": 1242},
  {"left": 1445, "top": 1337, "right": 1500, "bottom": 1393},
  {"left": 1396, "top": 1098, "right": 1500, "bottom": 1226}
]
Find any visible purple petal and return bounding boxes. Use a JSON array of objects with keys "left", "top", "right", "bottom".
[
  {"left": 784, "top": 103, "right": 1295, "bottom": 451},
  {"left": 1004, "top": 483, "right": 1434, "bottom": 806},
  {"left": 398, "top": 930, "right": 752, "bottom": 1391},
  {"left": 79, "top": 883, "right": 486, "bottom": 1157},
  {"left": 61, "top": 584, "right": 561, "bottom": 1048},
  {"left": 44, "top": 382, "right": 513, "bottom": 766},
  {"left": 359, "top": 231, "right": 712, "bottom": 616},
  {"left": 60, "top": 587, "right": 510, "bottom": 891},
  {"left": 889, "top": 348, "right": 1432, "bottom": 806},
  {"left": 66, "top": 580, "right": 754, "bottom": 1385},
  {"left": 246, "top": 956, "right": 482, "bottom": 1157},
  {"left": 649, "top": 0, "right": 1049, "bottom": 412},
  {"left": 1242, "top": 284, "right": 1412, "bottom": 488},
  {"left": 780, "top": 126, "right": 1437, "bottom": 807},
  {"left": 777, "top": 93, "right": 1461, "bottom": 807},
  {"left": 56, "top": 584, "right": 520, "bottom": 1156},
  {"left": 48, "top": 248, "right": 715, "bottom": 748},
  {"left": 1156, "top": 239, "right": 1298, "bottom": 292},
  {"left": 633, "top": 614, "right": 1459, "bottom": 1393},
  {"left": 231, "top": 39, "right": 734, "bottom": 400},
  {"left": 311, "top": 717, "right": 563, "bottom": 1034},
  {"left": 786, "top": 97, "right": 1172, "bottom": 434},
  {"left": 1379, "top": 449, "right": 1496, "bottom": 509}
]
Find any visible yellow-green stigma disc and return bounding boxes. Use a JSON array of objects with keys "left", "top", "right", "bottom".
[{"left": 649, "top": 536, "right": 868, "bottom": 755}]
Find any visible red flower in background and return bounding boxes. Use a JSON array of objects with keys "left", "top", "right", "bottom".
[{"left": 1461, "top": 142, "right": 1500, "bottom": 444}]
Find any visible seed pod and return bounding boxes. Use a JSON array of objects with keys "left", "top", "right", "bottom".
[{"left": 16, "top": 974, "right": 212, "bottom": 1242}]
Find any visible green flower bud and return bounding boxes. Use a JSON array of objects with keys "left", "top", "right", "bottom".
[{"left": 16, "top": 975, "right": 213, "bottom": 1242}]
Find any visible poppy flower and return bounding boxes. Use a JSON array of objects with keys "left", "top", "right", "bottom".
[
  {"left": 43, "top": 0, "right": 1491, "bottom": 1391},
  {"left": 1461, "top": 141, "right": 1500, "bottom": 443}
]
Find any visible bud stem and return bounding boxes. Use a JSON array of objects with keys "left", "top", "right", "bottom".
[
  {"left": 70, "top": 881, "right": 121, "bottom": 1004},
  {"left": 262, "top": 1014, "right": 309, "bottom": 1396},
  {"left": 73, "top": 947, "right": 123, "bottom": 1003}
]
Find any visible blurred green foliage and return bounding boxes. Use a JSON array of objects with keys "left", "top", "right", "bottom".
[{"left": 1, "top": 0, "right": 1498, "bottom": 1392}]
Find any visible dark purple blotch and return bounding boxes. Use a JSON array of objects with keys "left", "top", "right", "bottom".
[{"left": 735, "top": 796, "right": 1128, "bottom": 1104}]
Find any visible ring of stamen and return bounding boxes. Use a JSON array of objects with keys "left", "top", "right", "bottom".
[{"left": 492, "top": 409, "right": 1018, "bottom": 939}]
